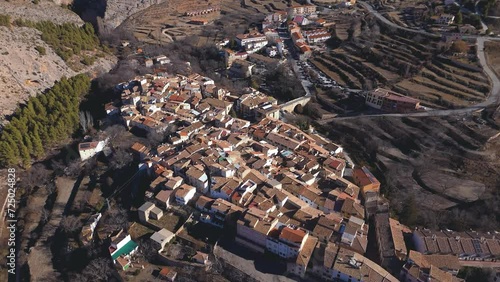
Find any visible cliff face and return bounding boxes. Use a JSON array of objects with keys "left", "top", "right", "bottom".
[
  {"left": 74, "top": 0, "right": 165, "bottom": 32},
  {"left": 2, "top": 1, "right": 83, "bottom": 25},
  {"left": 103, "top": 0, "right": 165, "bottom": 30},
  {"left": 0, "top": 1, "right": 119, "bottom": 121},
  {"left": 0, "top": 26, "right": 117, "bottom": 118}
]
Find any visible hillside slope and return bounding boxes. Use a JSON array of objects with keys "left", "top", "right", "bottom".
[
  {"left": 2, "top": 1, "right": 83, "bottom": 25},
  {"left": 0, "top": 26, "right": 117, "bottom": 119},
  {"left": 324, "top": 111, "right": 500, "bottom": 230},
  {"left": 73, "top": 0, "right": 166, "bottom": 32}
]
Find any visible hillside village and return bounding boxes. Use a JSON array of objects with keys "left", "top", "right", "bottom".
[
  {"left": 75, "top": 61, "right": 500, "bottom": 281},
  {"left": 2, "top": 0, "right": 500, "bottom": 281}
]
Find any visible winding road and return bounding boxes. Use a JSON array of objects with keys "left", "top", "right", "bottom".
[{"left": 318, "top": 2, "right": 500, "bottom": 122}]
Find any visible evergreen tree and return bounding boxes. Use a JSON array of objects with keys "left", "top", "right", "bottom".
[
  {"left": 7, "top": 126, "right": 30, "bottom": 167},
  {"left": 30, "top": 124, "right": 45, "bottom": 158},
  {"left": 0, "top": 74, "right": 91, "bottom": 167},
  {"left": 0, "top": 137, "right": 18, "bottom": 166}
]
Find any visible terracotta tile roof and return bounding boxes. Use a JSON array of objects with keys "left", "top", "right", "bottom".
[
  {"left": 296, "top": 236, "right": 318, "bottom": 266},
  {"left": 436, "top": 237, "right": 451, "bottom": 254},
  {"left": 175, "top": 184, "right": 195, "bottom": 198},
  {"left": 116, "top": 256, "right": 130, "bottom": 268},
  {"left": 429, "top": 265, "right": 453, "bottom": 282},
  {"left": 155, "top": 190, "right": 173, "bottom": 203},
  {"left": 389, "top": 218, "right": 407, "bottom": 256},
  {"left": 447, "top": 237, "right": 464, "bottom": 255},
  {"left": 131, "top": 142, "right": 149, "bottom": 153},
  {"left": 425, "top": 237, "right": 439, "bottom": 254},
  {"left": 425, "top": 254, "right": 460, "bottom": 271},
  {"left": 460, "top": 238, "right": 475, "bottom": 255},
  {"left": 486, "top": 239, "right": 500, "bottom": 256},
  {"left": 279, "top": 227, "right": 306, "bottom": 244},
  {"left": 196, "top": 195, "right": 214, "bottom": 209}
]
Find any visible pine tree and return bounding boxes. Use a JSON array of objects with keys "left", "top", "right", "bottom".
[
  {"left": 48, "top": 127, "right": 58, "bottom": 143},
  {"left": 12, "top": 117, "right": 34, "bottom": 154},
  {"left": 21, "top": 146, "right": 31, "bottom": 168},
  {"left": 23, "top": 135, "right": 34, "bottom": 156},
  {"left": 0, "top": 139, "right": 17, "bottom": 166},
  {"left": 36, "top": 120, "right": 49, "bottom": 143},
  {"left": 29, "top": 123, "right": 45, "bottom": 158},
  {"left": 0, "top": 73, "right": 91, "bottom": 168},
  {"left": 25, "top": 100, "right": 38, "bottom": 119},
  {"left": 8, "top": 126, "right": 31, "bottom": 166}
]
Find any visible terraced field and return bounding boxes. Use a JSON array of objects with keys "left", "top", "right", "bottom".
[
  {"left": 119, "top": 0, "right": 223, "bottom": 43},
  {"left": 322, "top": 109, "right": 500, "bottom": 229},
  {"left": 119, "top": 0, "right": 296, "bottom": 43},
  {"left": 242, "top": 0, "right": 290, "bottom": 14},
  {"left": 313, "top": 21, "right": 491, "bottom": 109}
]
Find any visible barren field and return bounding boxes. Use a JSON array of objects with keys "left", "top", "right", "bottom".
[
  {"left": 27, "top": 177, "right": 76, "bottom": 281},
  {"left": 322, "top": 109, "right": 500, "bottom": 230},
  {"left": 314, "top": 11, "right": 490, "bottom": 109}
]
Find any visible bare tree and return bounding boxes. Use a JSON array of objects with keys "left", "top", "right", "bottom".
[
  {"left": 74, "top": 190, "right": 92, "bottom": 212},
  {"left": 23, "top": 163, "right": 52, "bottom": 188},
  {"left": 147, "top": 130, "right": 166, "bottom": 147},
  {"left": 51, "top": 159, "right": 67, "bottom": 176},
  {"left": 60, "top": 215, "right": 83, "bottom": 235},
  {"left": 102, "top": 205, "right": 129, "bottom": 231},
  {"left": 103, "top": 124, "right": 127, "bottom": 143},
  {"left": 103, "top": 124, "right": 136, "bottom": 149},
  {"left": 66, "top": 159, "right": 83, "bottom": 177},
  {"left": 40, "top": 208, "right": 50, "bottom": 224},
  {"left": 109, "top": 148, "right": 133, "bottom": 170},
  {"left": 79, "top": 111, "right": 94, "bottom": 133},
  {"left": 46, "top": 182, "right": 56, "bottom": 194},
  {"left": 137, "top": 238, "right": 158, "bottom": 262},
  {"left": 81, "top": 257, "right": 115, "bottom": 281}
]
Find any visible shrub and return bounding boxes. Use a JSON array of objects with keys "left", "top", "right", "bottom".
[
  {"left": 81, "top": 55, "right": 96, "bottom": 66},
  {"left": 0, "top": 14, "right": 11, "bottom": 27},
  {"left": 450, "top": 40, "right": 469, "bottom": 54},
  {"left": 35, "top": 45, "right": 46, "bottom": 55}
]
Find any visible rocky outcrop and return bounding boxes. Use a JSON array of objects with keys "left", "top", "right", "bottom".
[
  {"left": 75, "top": 0, "right": 165, "bottom": 32},
  {"left": 0, "top": 26, "right": 117, "bottom": 118},
  {"left": 103, "top": 0, "right": 165, "bottom": 30},
  {"left": 2, "top": 1, "right": 83, "bottom": 25}
]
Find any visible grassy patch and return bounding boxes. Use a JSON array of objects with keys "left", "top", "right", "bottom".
[
  {"left": 0, "top": 14, "right": 10, "bottom": 27},
  {"left": 128, "top": 222, "right": 154, "bottom": 240}
]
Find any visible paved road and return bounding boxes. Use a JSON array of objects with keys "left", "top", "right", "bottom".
[
  {"left": 318, "top": 2, "right": 500, "bottom": 122},
  {"left": 359, "top": 2, "right": 439, "bottom": 38},
  {"left": 290, "top": 60, "right": 312, "bottom": 97},
  {"left": 459, "top": 260, "right": 500, "bottom": 268},
  {"left": 476, "top": 37, "right": 500, "bottom": 107},
  {"left": 360, "top": 1, "right": 499, "bottom": 40}
]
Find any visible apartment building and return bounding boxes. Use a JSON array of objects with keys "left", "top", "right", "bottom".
[
  {"left": 235, "top": 32, "right": 269, "bottom": 53},
  {"left": 365, "top": 88, "right": 421, "bottom": 113}
]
